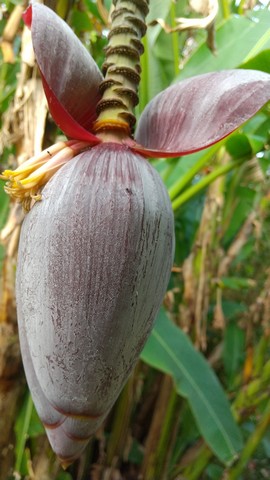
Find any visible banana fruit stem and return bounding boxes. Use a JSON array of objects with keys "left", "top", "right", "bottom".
[{"left": 93, "top": 0, "right": 149, "bottom": 138}]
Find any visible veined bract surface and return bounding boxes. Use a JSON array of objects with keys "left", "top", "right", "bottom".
[
  {"left": 2, "top": 0, "right": 270, "bottom": 468},
  {"left": 16, "top": 143, "right": 174, "bottom": 462}
]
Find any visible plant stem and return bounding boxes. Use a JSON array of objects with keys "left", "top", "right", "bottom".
[
  {"left": 94, "top": 0, "right": 149, "bottom": 137},
  {"left": 168, "top": 142, "right": 223, "bottom": 201},
  {"left": 170, "top": 2, "right": 179, "bottom": 77},
  {"left": 161, "top": 160, "right": 177, "bottom": 184},
  {"left": 171, "top": 157, "right": 245, "bottom": 211},
  {"left": 237, "top": 0, "right": 246, "bottom": 15},
  {"left": 138, "top": 35, "right": 149, "bottom": 114},
  {"left": 142, "top": 375, "right": 175, "bottom": 479},
  {"left": 220, "top": 0, "right": 230, "bottom": 19},
  {"left": 14, "top": 392, "right": 33, "bottom": 474},
  {"left": 227, "top": 400, "right": 270, "bottom": 480},
  {"left": 106, "top": 375, "right": 135, "bottom": 465},
  {"left": 154, "top": 388, "right": 181, "bottom": 479},
  {"left": 173, "top": 443, "right": 212, "bottom": 480}
]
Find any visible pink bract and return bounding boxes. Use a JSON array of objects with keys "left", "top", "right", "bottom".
[{"left": 24, "top": 3, "right": 270, "bottom": 157}]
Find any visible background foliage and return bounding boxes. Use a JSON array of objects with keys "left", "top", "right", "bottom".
[{"left": 0, "top": 0, "right": 270, "bottom": 479}]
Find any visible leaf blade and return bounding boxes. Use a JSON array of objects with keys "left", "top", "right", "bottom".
[
  {"left": 175, "top": 10, "right": 270, "bottom": 81},
  {"left": 141, "top": 308, "right": 243, "bottom": 464}
]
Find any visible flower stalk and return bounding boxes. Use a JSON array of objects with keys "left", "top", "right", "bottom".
[
  {"left": 94, "top": 0, "right": 149, "bottom": 138},
  {"left": 171, "top": 156, "right": 245, "bottom": 211}
]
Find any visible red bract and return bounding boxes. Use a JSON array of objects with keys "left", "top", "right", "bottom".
[
  {"left": 24, "top": 4, "right": 270, "bottom": 157},
  {"left": 23, "top": 3, "right": 102, "bottom": 143},
  {"left": 5, "top": 1, "right": 270, "bottom": 466},
  {"left": 3, "top": 3, "right": 270, "bottom": 203}
]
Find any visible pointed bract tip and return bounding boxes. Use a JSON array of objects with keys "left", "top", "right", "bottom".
[
  {"left": 22, "top": 5, "right": 32, "bottom": 28},
  {"left": 60, "top": 459, "right": 73, "bottom": 470}
]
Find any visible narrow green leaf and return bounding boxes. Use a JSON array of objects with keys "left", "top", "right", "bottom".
[
  {"left": 0, "top": 180, "right": 9, "bottom": 229},
  {"left": 226, "top": 133, "right": 264, "bottom": 158},
  {"left": 56, "top": 473, "right": 73, "bottom": 480},
  {"left": 14, "top": 392, "right": 34, "bottom": 474},
  {"left": 147, "top": 0, "right": 172, "bottom": 46},
  {"left": 141, "top": 308, "right": 243, "bottom": 465},
  {"left": 223, "top": 322, "right": 245, "bottom": 387},
  {"left": 259, "top": 150, "right": 270, "bottom": 177},
  {"left": 223, "top": 186, "right": 256, "bottom": 245},
  {"left": 171, "top": 158, "right": 244, "bottom": 211},
  {"left": 83, "top": 0, "right": 103, "bottom": 22},
  {"left": 220, "top": 276, "right": 255, "bottom": 290},
  {"left": 0, "top": 180, "right": 9, "bottom": 271},
  {"left": 241, "top": 49, "right": 270, "bottom": 74},
  {"left": 71, "top": 10, "right": 92, "bottom": 32},
  {"left": 139, "top": 34, "right": 167, "bottom": 112}
]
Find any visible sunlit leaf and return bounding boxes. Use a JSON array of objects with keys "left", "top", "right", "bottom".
[
  {"left": 147, "top": 0, "right": 172, "bottom": 46},
  {"left": 241, "top": 49, "right": 270, "bottom": 74},
  {"left": 175, "top": 10, "right": 270, "bottom": 81},
  {"left": 226, "top": 133, "right": 265, "bottom": 158}
]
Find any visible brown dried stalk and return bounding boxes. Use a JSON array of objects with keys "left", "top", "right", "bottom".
[{"left": 180, "top": 153, "right": 225, "bottom": 348}]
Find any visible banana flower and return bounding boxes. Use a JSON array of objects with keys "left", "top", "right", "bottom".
[{"left": 2, "top": 0, "right": 270, "bottom": 466}]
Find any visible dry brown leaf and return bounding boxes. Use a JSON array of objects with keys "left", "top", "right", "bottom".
[{"left": 150, "top": 0, "right": 218, "bottom": 52}]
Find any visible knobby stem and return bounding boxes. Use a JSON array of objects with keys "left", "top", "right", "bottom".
[{"left": 94, "top": 0, "right": 149, "bottom": 138}]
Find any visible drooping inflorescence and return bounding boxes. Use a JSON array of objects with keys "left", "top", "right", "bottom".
[{"left": 1, "top": 0, "right": 270, "bottom": 467}]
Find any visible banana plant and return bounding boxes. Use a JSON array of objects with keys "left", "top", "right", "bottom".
[{"left": 1, "top": 0, "right": 270, "bottom": 467}]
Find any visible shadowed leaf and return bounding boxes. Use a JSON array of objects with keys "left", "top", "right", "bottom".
[{"left": 141, "top": 308, "right": 243, "bottom": 464}]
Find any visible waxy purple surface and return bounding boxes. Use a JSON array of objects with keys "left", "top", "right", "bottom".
[
  {"left": 17, "top": 143, "right": 174, "bottom": 461},
  {"left": 24, "top": 5, "right": 270, "bottom": 156},
  {"left": 25, "top": 3, "right": 102, "bottom": 143},
  {"left": 17, "top": 3, "right": 270, "bottom": 463},
  {"left": 135, "top": 70, "right": 270, "bottom": 157}
]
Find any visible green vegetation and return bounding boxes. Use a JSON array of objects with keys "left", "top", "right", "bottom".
[{"left": 1, "top": 0, "right": 270, "bottom": 478}]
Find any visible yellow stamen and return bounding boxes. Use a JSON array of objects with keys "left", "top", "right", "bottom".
[{"left": 1, "top": 140, "right": 91, "bottom": 211}]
